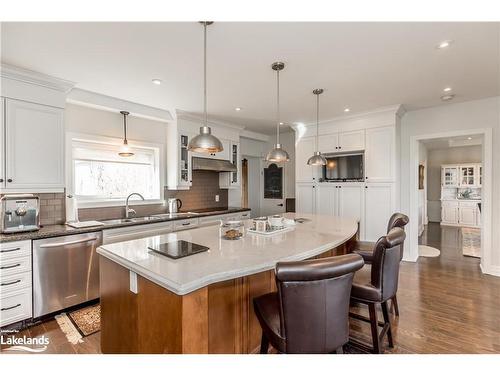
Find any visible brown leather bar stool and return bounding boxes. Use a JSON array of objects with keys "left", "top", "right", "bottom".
[
  {"left": 253, "top": 254, "right": 364, "bottom": 354},
  {"left": 349, "top": 227, "right": 406, "bottom": 353},
  {"left": 352, "top": 213, "right": 409, "bottom": 316}
]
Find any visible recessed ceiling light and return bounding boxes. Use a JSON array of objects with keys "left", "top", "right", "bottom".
[
  {"left": 467, "top": 137, "right": 472, "bottom": 140},
  {"left": 443, "top": 87, "right": 452, "bottom": 92},
  {"left": 279, "top": 122, "right": 284, "bottom": 125},
  {"left": 152, "top": 79, "right": 162, "bottom": 85},
  {"left": 441, "top": 94, "right": 455, "bottom": 101},
  {"left": 235, "top": 107, "right": 242, "bottom": 111},
  {"left": 344, "top": 108, "right": 350, "bottom": 113},
  {"left": 437, "top": 40, "right": 453, "bottom": 49}
]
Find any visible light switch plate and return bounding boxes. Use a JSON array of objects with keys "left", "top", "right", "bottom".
[{"left": 215, "top": 195, "right": 219, "bottom": 202}]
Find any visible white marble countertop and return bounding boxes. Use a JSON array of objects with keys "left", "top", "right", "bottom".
[{"left": 97, "top": 213, "right": 358, "bottom": 295}]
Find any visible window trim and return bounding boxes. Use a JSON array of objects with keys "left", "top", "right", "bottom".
[{"left": 66, "top": 132, "right": 165, "bottom": 209}]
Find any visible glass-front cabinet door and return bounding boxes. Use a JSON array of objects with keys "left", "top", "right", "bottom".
[
  {"left": 230, "top": 142, "right": 240, "bottom": 187},
  {"left": 460, "top": 166, "right": 475, "bottom": 186},
  {"left": 179, "top": 133, "right": 192, "bottom": 187},
  {"left": 442, "top": 166, "right": 459, "bottom": 187}
]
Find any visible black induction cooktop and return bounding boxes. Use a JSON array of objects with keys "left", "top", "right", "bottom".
[{"left": 148, "top": 240, "right": 209, "bottom": 259}]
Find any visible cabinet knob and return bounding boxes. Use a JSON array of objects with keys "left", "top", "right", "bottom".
[
  {"left": 0, "top": 178, "right": 3, "bottom": 183},
  {"left": 365, "top": 186, "right": 368, "bottom": 188},
  {"left": 7, "top": 179, "right": 12, "bottom": 183}
]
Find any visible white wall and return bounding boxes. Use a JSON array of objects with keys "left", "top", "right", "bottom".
[
  {"left": 400, "top": 96, "right": 500, "bottom": 274},
  {"left": 426, "top": 145, "right": 482, "bottom": 222}
]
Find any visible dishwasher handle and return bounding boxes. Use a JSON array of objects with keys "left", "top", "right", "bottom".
[{"left": 38, "top": 236, "right": 99, "bottom": 249}]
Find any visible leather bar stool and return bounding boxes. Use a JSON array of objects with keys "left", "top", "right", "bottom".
[
  {"left": 349, "top": 227, "right": 406, "bottom": 353},
  {"left": 352, "top": 213, "right": 409, "bottom": 316},
  {"left": 253, "top": 254, "right": 364, "bottom": 354}
]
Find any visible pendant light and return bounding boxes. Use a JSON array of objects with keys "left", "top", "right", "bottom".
[
  {"left": 307, "top": 89, "right": 327, "bottom": 166},
  {"left": 188, "top": 21, "right": 223, "bottom": 153},
  {"left": 118, "top": 110, "right": 134, "bottom": 157},
  {"left": 266, "top": 62, "right": 290, "bottom": 163}
]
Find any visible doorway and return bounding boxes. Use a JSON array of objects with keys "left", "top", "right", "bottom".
[
  {"left": 241, "top": 156, "right": 261, "bottom": 217},
  {"left": 409, "top": 129, "right": 492, "bottom": 274}
]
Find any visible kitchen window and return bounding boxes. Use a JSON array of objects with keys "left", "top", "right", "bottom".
[{"left": 70, "top": 138, "right": 162, "bottom": 206}]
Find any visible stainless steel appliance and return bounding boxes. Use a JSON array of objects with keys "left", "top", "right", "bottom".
[
  {"left": 32, "top": 231, "right": 102, "bottom": 318},
  {"left": 168, "top": 198, "right": 183, "bottom": 213},
  {"left": 0, "top": 194, "right": 40, "bottom": 233},
  {"left": 323, "top": 153, "right": 364, "bottom": 182},
  {"left": 192, "top": 157, "right": 237, "bottom": 172}
]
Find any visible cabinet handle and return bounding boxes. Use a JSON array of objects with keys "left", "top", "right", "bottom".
[
  {"left": 1, "top": 279, "right": 21, "bottom": 286},
  {"left": 7, "top": 179, "right": 12, "bottom": 183},
  {"left": 0, "top": 178, "right": 3, "bottom": 183},
  {"left": 0, "top": 263, "right": 21, "bottom": 270},
  {"left": 1, "top": 303, "right": 21, "bottom": 311},
  {"left": 277, "top": 204, "right": 283, "bottom": 207},
  {"left": 182, "top": 222, "right": 191, "bottom": 226},
  {"left": 0, "top": 247, "right": 21, "bottom": 253}
]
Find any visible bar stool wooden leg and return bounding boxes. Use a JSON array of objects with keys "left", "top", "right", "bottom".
[
  {"left": 391, "top": 295, "right": 400, "bottom": 316},
  {"left": 381, "top": 301, "right": 394, "bottom": 348},
  {"left": 368, "top": 303, "right": 381, "bottom": 354},
  {"left": 260, "top": 333, "right": 269, "bottom": 354}
]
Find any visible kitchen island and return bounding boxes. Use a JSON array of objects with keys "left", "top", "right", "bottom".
[{"left": 96, "top": 213, "right": 358, "bottom": 354}]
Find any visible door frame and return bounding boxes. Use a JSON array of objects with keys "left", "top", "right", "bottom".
[{"left": 408, "top": 128, "right": 493, "bottom": 275}]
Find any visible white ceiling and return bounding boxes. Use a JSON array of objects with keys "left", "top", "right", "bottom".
[
  {"left": 1, "top": 22, "right": 499, "bottom": 134},
  {"left": 421, "top": 135, "right": 483, "bottom": 150}
]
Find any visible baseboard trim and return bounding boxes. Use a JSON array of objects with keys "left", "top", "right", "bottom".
[{"left": 480, "top": 263, "right": 500, "bottom": 277}]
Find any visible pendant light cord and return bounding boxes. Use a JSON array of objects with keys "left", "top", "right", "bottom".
[
  {"left": 123, "top": 113, "right": 128, "bottom": 142},
  {"left": 316, "top": 93, "right": 319, "bottom": 152},
  {"left": 203, "top": 22, "right": 208, "bottom": 127},
  {"left": 276, "top": 69, "right": 280, "bottom": 145}
]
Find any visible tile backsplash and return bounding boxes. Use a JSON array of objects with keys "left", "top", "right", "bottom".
[{"left": 39, "top": 193, "right": 66, "bottom": 225}]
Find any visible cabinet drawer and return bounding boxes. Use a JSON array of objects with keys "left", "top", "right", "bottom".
[
  {"left": 459, "top": 201, "right": 480, "bottom": 208},
  {"left": 0, "top": 255, "right": 31, "bottom": 277},
  {"left": 0, "top": 240, "right": 31, "bottom": 261},
  {"left": 0, "top": 271, "right": 31, "bottom": 294},
  {"left": 173, "top": 218, "right": 199, "bottom": 231},
  {"left": 199, "top": 214, "right": 227, "bottom": 227},
  {"left": 103, "top": 222, "right": 173, "bottom": 245},
  {"left": 1, "top": 288, "right": 32, "bottom": 327},
  {"left": 239, "top": 211, "right": 251, "bottom": 220}
]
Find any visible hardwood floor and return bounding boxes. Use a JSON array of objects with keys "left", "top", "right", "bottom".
[{"left": 2, "top": 222, "right": 499, "bottom": 354}]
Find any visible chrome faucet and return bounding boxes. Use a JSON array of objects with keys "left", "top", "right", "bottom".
[{"left": 125, "top": 193, "right": 145, "bottom": 219}]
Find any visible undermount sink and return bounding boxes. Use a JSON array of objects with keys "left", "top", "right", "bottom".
[
  {"left": 102, "top": 216, "right": 162, "bottom": 225},
  {"left": 152, "top": 212, "right": 200, "bottom": 218}
]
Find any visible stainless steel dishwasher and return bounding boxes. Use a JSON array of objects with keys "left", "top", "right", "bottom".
[{"left": 32, "top": 231, "right": 102, "bottom": 318}]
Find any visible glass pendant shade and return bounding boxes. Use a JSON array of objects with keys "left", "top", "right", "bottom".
[
  {"left": 266, "top": 143, "right": 290, "bottom": 163},
  {"left": 187, "top": 21, "right": 223, "bottom": 153},
  {"left": 118, "top": 111, "right": 134, "bottom": 157},
  {"left": 307, "top": 151, "right": 327, "bottom": 165},
  {"left": 188, "top": 126, "right": 223, "bottom": 153}
]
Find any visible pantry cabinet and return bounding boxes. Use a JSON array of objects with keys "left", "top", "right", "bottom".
[
  {"left": 365, "top": 126, "right": 395, "bottom": 183},
  {"left": 296, "top": 183, "right": 316, "bottom": 214},
  {"left": 1, "top": 98, "right": 64, "bottom": 192},
  {"left": 364, "top": 183, "right": 395, "bottom": 242}
]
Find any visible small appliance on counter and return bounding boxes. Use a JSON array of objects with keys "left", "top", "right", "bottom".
[
  {"left": 0, "top": 194, "right": 40, "bottom": 233},
  {"left": 168, "top": 198, "right": 183, "bottom": 213}
]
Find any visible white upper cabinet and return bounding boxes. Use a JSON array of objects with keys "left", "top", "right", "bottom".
[
  {"left": 219, "top": 141, "right": 240, "bottom": 189},
  {"left": 318, "top": 133, "right": 339, "bottom": 154},
  {"left": 364, "top": 183, "right": 394, "bottom": 242},
  {"left": 365, "top": 126, "right": 395, "bottom": 183},
  {"left": 3, "top": 98, "right": 64, "bottom": 191},
  {"left": 459, "top": 165, "right": 476, "bottom": 187},
  {"left": 441, "top": 166, "right": 459, "bottom": 187},
  {"left": 296, "top": 137, "right": 321, "bottom": 182},
  {"left": 317, "top": 130, "right": 364, "bottom": 153},
  {"left": 338, "top": 130, "right": 365, "bottom": 152}
]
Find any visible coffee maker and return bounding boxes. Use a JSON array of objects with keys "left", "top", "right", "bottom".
[{"left": 0, "top": 194, "right": 40, "bottom": 233}]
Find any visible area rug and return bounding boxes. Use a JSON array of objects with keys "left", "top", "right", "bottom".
[
  {"left": 418, "top": 245, "right": 441, "bottom": 257},
  {"left": 461, "top": 228, "right": 481, "bottom": 258},
  {"left": 55, "top": 304, "right": 100, "bottom": 344}
]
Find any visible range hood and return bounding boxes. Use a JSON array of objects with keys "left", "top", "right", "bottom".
[{"left": 192, "top": 157, "right": 237, "bottom": 172}]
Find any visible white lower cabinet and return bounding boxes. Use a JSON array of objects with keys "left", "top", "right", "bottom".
[
  {"left": 297, "top": 182, "right": 393, "bottom": 241},
  {"left": 296, "top": 183, "right": 316, "bottom": 214},
  {"left": 0, "top": 240, "right": 33, "bottom": 327},
  {"left": 364, "top": 183, "right": 394, "bottom": 242},
  {"left": 441, "top": 200, "right": 480, "bottom": 228}
]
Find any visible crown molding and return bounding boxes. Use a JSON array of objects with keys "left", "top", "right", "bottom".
[
  {"left": 175, "top": 110, "right": 245, "bottom": 131},
  {"left": 240, "top": 129, "right": 270, "bottom": 142},
  {"left": 67, "top": 88, "right": 173, "bottom": 122},
  {"left": 1, "top": 63, "right": 75, "bottom": 93},
  {"left": 290, "top": 104, "right": 404, "bottom": 131}
]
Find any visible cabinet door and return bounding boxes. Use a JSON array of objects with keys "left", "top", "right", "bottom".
[
  {"left": 365, "top": 126, "right": 395, "bottom": 183},
  {"left": 441, "top": 204, "right": 458, "bottom": 224},
  {"left": 338, "top": 130, "right": 365, "bottom": 152},
  {"left": 296, "top": 137, "right": 320, "bottom": 182},
  {"left": 315, "top": 184, "right": 337, "bottom": 216},
  {"left": 338, "top": 184, "right": 364, "bottom": 228},
  {"left": 364, "top": 183, "right": 394, "bottom": 242},
  {"left": 442, "top": 166, "right": 459, "bottom": 187},
  {"left": 459, "top": 166, "right": 475, "bottom": 187},
  {"left": 318, "top": 133, "right": 339, "bottom": 154},
  {"left": 296, "top": 183, "right": 315, "bottom": 214},
  {"left": 0, "top": 98, "right": 4, "bottom": 188},
  {"left": 230, "top": 142, "right": 240, "bottom": 187},
  {"left": 178, "top": 133, "right": 192, "bottom": 187},
  {"left": 459, "top": 207, "right": 476, "bottom": 226},
  {"left": 5, "top": 99, "right": 64, "bottom": 190}
]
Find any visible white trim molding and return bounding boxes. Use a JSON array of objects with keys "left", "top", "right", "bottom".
[
  {"left": 1, "top": 63, "right": 75, "bottom": 93},
  {"left": 240, "top": 129, "right": 270, "bottom": 142},
  {"left": 67, "top": 88, "right": 173, "bottom": 123},
  {"left": 176, "top": 109, "right": 245, "bottom": 131},
  {"left": 408, "top": 128, "right": 493, "bottom": 275}
]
